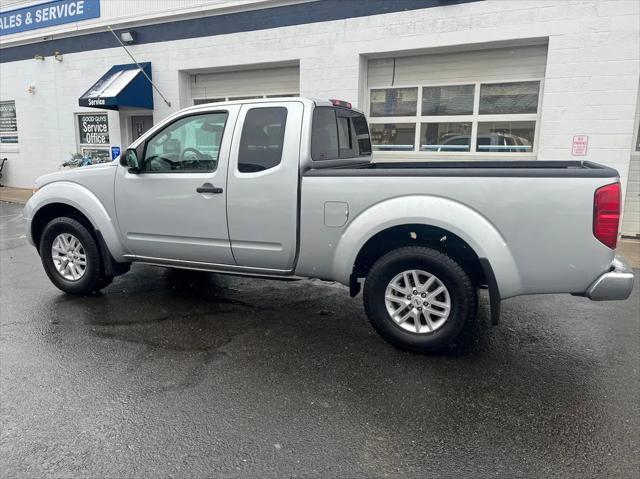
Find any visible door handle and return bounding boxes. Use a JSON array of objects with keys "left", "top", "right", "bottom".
[{"left": 196, "top": 183, "right": 223, "bottom": 194}]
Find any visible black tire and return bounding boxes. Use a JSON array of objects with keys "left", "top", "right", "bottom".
[
  {"left": 363, "top": 246, "right": 477, "bottom": 353},
  {"left": 39, "top": 217, "right": 103, "bottom": 295}
]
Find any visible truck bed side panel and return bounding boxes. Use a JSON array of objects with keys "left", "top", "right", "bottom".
[{"left": 296, "top": 174, "right": 616, "bottom": 298}]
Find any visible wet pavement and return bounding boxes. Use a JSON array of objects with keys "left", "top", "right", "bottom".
[{"left": 1, "top": 201, "right": 639, "bottom": 478}]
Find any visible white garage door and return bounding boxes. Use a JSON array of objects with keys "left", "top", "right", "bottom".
[
  {"left": 191, "top": 65, "right": 299, "bottom": 105},
  {"left": 621, "top": 154, "right": 639, "bottom": 238},
  {"left": 621, "top": 99, "right": 640, "bottom": 238},
  {"left": 366, "top": 44, "right": 548, "bottom": 157}
]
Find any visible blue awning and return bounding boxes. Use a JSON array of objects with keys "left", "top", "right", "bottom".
[{"left": 79, "top": 62, "right": 153, "bottom": 111}]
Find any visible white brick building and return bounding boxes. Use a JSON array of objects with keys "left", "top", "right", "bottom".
[{"left": 1, "top": 0, "right": 639, "bottom": 235}]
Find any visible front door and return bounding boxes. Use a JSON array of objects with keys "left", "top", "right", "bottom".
[
  {"left": 114, "top": 106, "right": 239, "bottom": 264},
  {"left": 131, "top": 115, "right": 154, "bottom": 141}
]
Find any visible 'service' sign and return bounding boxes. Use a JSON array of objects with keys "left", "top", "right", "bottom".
[{"left": 0, "top": 0, "right": 100, "bottom": 36}]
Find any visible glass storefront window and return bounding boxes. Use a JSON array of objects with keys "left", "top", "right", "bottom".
[
  {"left": 420, "top": 123, "right": 472, "bottom": 152},
  {"left": 479, "top": 81, "right": 540, "bottom": 115},
  {"left": 80, "top": 147, "right": 110, "bottom": 162},
  {"left": 0, "top": 100, "right": 18, "bottom": 144},
  {"left": 370, "top": 123, "right": 416, "bottom": 151},
  {"left": 194, "top": 94, "right": 299, "bottom": 105},
  {"left": 369, "top": 79, "right": 541, "bottom": 155},
  {"left": 422, "top": 85, "right": 474, "bottom": 116},
  {"left": 476, "top": 121, "right": 535, "bottom": 153},
  {"left": 370, "top": 88, "right": 418, "bottom": 117},
  {"left": 193, "top": 98, "right": 224, "bottom": 105},
  {"left": 77, "top": 113, "right": 110, "bottom": 163}
]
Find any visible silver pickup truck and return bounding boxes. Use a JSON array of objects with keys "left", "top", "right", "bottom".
[{"left": 24, "top": 97, "right": 634, "bottom": 352}]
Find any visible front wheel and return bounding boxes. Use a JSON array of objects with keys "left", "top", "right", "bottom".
[
  {"left": 363, "top": 246, "right": 477, "bottom": 353},
  {"left": 39, "top": 217, "right": 104, "bottom": 295}
]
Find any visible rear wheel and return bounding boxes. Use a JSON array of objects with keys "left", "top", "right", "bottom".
[
  {"left": 39, "top": 217, "right": 104, "bottom": 295},
  {"left": 363, "top": 246, "right": 477, "bottom": 352}
]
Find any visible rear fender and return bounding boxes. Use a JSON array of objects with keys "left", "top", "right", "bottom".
[{"left": 332, "top": 195, "right": 522, "bottom": 299}]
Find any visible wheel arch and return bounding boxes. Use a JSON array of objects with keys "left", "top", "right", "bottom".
[
  {"left": 332, "top": 195, "right": 522, "bottom": 300},
  {"left": 25, "top": 181, "right": 128, "bottom": 261}
]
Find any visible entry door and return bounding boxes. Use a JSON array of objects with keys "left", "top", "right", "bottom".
[
  {"left": 226, "top": 101, "right": 303, "bottom": 270},
  {"left": 114, "top": 106, "right": 239, "bottom": 264},
  {"left": 131, "top": 115, "right": 154, "bottom": 141}
]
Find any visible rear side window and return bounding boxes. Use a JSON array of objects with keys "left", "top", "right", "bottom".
[
  {"left": 312, "top": 107, "right": 371, "bottom": 160},
  {"left": 238, "top": 107, "right": 288, "bottom": 173}
]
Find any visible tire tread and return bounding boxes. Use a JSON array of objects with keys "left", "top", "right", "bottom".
[{"left": 363, "top": 246, "right": 477, "bottom": 352}]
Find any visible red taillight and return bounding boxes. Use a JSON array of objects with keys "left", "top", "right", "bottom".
[{"left": 593, "top": 182, "right": 620, "bottom": 249}]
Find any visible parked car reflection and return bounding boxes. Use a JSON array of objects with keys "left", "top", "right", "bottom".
[{"left": 421, "top": 132, "right": 533, "bottom": 153}]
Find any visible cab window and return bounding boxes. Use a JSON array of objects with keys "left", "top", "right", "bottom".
[
  {"left": 238, "top": 107, "right": 288, "bottom": 173},
  {"left": 312, "top": 107, "right": 371, "bottom": 160},
  {"left": 142, "top": 112, "right": 228, "bottom": 172}
]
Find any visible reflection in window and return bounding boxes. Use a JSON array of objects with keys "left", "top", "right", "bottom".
[
  {"left": 143, "top": 113, "right": 228, "bottom": 172},
  {"left": 479, "top": 81, "right": 540, "bottom": 115},
  {"left": 370, "top": 123, "right": 416, "bottom": 151},
  {"left": 422, "top": 85, "right": 474, "bottom": 116},
  {"left": 238, "top": 107, "right": 287, "bottom": 173},
  {"left": 311, "top": 107, "right": 339, "bottom": 160},
  {"left": 352, "top": 115, "right": 372, "bottom": 156},
  {"left": 421, "top": 123, "right": 472, "bottom": 152},
  {"left": 370, "top": 88, "right": 418, "bottom": 117},
  {"left": 476, "top": 121, "right": 535, "bottom": 152},
  {"left": 337, "top": 115, "right": 353, "bottom": 156}
]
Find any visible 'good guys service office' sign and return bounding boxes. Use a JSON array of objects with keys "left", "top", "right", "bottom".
[{"left": 0, "top": 0, "right": 100, "bottom": 36}]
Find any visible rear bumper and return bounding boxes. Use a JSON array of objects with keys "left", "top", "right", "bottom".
[{"left": 586, "top": 255, "right": 635, "bottom": 301}]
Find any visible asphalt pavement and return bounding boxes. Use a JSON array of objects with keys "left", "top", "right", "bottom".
[{"left": 1, "top": 201, "right": 639, "bottom": 478}]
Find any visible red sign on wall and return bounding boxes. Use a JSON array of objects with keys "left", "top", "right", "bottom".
[{"left": 571, "top": 135, "right": 588, "bottom": 156}]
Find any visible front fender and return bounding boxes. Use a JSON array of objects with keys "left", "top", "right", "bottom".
[
  {"left": 332, "top": 195, "right": 522, "bottom": 299},
  {"left": 24, "top": 181, "right": 128, "bottom": 260}
]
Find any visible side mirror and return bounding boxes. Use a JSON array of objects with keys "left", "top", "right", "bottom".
[{"left": 121, "top": 148, "right": 140, "bottom": 173}]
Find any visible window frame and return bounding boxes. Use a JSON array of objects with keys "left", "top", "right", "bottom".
[
  {"left": 366, "top": 78, "right": 544, "bottom": 159},
  {"left": 0, "top": 100, "right": 19, "bottom": 150},
  {"left": 140, "top": 111, "right": 229, "bottom": 174},
  {"left": 633, "top": 104, "right": 640, "bottom": 156}
]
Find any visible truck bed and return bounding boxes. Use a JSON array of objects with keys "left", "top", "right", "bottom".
[
  {"left": 304, "top": 160, "right": 618, "bottom": 178},
  {"left": 298, "top": 159, "right": 620, "bottom": 299}
]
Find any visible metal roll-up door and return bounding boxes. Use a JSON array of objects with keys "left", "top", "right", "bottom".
[
  {"left": 367, "top": 45, "right": 548, "bottom": 87},
  {"left": 191, "top": 65, "right": 300, "bottom": 104}
]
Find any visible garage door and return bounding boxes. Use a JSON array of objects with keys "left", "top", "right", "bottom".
[
  {"left": 191, "top": 65, "right": 299, "bottom": 105},
  {"left": 621, "top": 155, "right": 639, "bottom": 238},
  {"left": 366, "top": 44, "right": 548, "bottom": 156}
]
